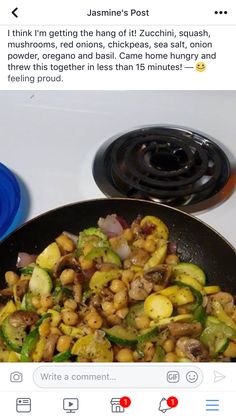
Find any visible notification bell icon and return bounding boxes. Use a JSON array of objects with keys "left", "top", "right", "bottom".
[
  {"left": 158, "top": 396, "right": 178, "bottom": 413},
  {"left": 158, "top": 398, "right": 171, "bottom": 413}
]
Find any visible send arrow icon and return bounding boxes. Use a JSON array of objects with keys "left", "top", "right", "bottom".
[{"left": 214, "top": 371, "right": 226, "bottom": 383}]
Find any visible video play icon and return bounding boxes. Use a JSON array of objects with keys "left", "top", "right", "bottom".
[{"left": 63, "top": 398, "right": 79, "bottom": 413}]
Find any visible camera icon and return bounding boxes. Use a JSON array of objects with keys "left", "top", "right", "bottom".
[{"left": 10, "top": 371, "right": 23, "bottom": 383}]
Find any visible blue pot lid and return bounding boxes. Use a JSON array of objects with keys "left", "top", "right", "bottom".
[{"left": 0, "top": 163, "right": 21, "bottom": 238}]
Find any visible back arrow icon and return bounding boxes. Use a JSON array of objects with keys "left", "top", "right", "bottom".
[
  {"left": 12, "top": 7, "right": 18, "bottom": 18},
  {"left": 214, "top": 371, "right": 226, "bottom": 383}
]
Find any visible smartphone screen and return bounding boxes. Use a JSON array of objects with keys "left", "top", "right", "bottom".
[{"left": 0, "top": 1, "right": 236, "bottom": 417}]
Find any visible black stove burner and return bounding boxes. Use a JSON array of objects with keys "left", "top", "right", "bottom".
[{"left": 93, "top": 126, "right": 231, "bottom": 209}]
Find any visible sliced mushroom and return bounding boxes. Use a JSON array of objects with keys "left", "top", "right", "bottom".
[
  {"left": 0, "top": 288, "right": 14, "bottom": 298},
  {"left": 15, "top": 280, "right": 29, "bottom": 298},
  {"left": 129, "top": 277, "right": 153, "bottom": 301},
  {"left": 144, "top": 264, "right": 172, "bottom": 287},
  {"left": 73, "top": 283, "right": 82, "bottom": 304},
  {"left": 9, "top": 310, "right": 39, "bottom": 328},
  {"left": 206, "top": 292, "right": 234, "bottom": 315},
  {"left": 53, "top": 254, "right": 81, "bottom": 278},
  {"left": 0, "top": 280, "right": 29, "bottom": 300},
  {"left": 89, "top": 294, "right": 102, "bottom": 309},
  {"left": 176, "top": 337, "right": 209, "bottom": 362},
  {"left": 168, "top": 322, "right": 202, "bottom": 338},
  {"left": 99, "top": 287, "right": 114, "bottom": 302},
  {"left": 43, "top": 334, "right": 59, "bottom": 362}
]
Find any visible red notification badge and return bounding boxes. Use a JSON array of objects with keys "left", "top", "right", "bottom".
[
  {"left": 120, "top": 396, "right": 131, "bottom": 408},
  {"left": 167, "top": 396, "right": 178, "bottom": 408}
]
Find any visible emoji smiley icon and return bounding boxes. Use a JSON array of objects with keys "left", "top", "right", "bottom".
[
  {"left": 186, "top": 371, "right": 198, "bottom": 383},
  {"left": 196, "top": 62, "right": 206, "bottom": 72}
]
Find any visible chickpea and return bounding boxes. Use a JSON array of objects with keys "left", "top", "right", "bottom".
[
  {"left": 56, "top": 335, "right": 72, "bottom": 352},
  {"left": 85, "top": 312, "right": 103, "bottom": 329},
  {"left": 5, "top": 271, "right": 19, "bottom": 287},
  {"left": 62, "top": 310, "right": 79, "bottom": 326},
  {"left": 224, "top": 342, "right": 236, "bottom": 358},
  {"left": 123, "top": 228, "right": 133, "bottom": 242},
  {"left": 32, "top": 295, "right": 41, "bottom": 309},
  {"left": 39, "top": 318, "right": 51, "bottom": 337},
  {"left": 41, "top": 294, "right": 53, "bottom": 309},
  {"left": 83, "top": 243, "right": 93, "bottom": 256},
  {"left": 64, "top": 299, "right": 77, "bottom": 311},
  {"left": 56, "top": 234, "right": 75, "bottom": 252},
  {"left": 109, "top": 237, "right": 118, "bottom": 247},
  {"left": 144, "top": 238, "right": 156, "bottom": 253},
  {"left": 135, "top": 315, "right": 150, "bottom": 330},
  {"left": 133, "top": 239, "right": 146, "bottom": 249},
  {"left": 163, "top": 339, "right": 175, "bottom": 353},
  {"left": 121, "top": 270, "right": 134, "bottom": 285},
  {"left": 110, "top": 279, "right": 126, "bottom": 293},
  {"left": 164, "top": 352, "right": 178, "bottom": 362},
  {"left": 113, "top": 290, "right": 128, "bottom": 310},
  {"left": 60, "top": 269, "right": 75, "bottom": 285},
  {"left": 144, "top": 342, "right": 155, "bottom": 361},
  {"left": 79, "top": 256, "right": 93, "bottom": 270},
  {"left": 50, "top": 326, "right": 62, "bottom": 336},
  {"left": 116, "top": 308, "right": 129, "bottom": 319},
  {"left": 37, "top": 308, "right": 46, "bottom": 315},
  {"left": 165, "top": 254, "right": 180, "bottom": 265},
  {"left": 175, "top": 347, "right": 185, "bottom": 358},
  {"left": 116, "top": 348, "right": 134, "bottom": 362},
  {"left": 102, "top": 301, "right": 116, "bottom": 315}
]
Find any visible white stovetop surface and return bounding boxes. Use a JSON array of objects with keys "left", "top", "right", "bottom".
[{"left": 0, "top": 91, "right": 235, "bottom": 245}]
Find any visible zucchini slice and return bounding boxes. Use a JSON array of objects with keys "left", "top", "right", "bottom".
[
  {"left": 21, "top": 293, "right": 36, "bottom": 311},
  {"left": 36, "top": 242, "right": 61, "bottom": 270},
  {"left": 1, "top": 316, "right": 26, "bottom": 353},
  {"left": 137, "top": 326, "right": 158, "bottom": 344},
  {"left": 144, "top": 294, "right": 173, "bottom": 320},
  {"left": 104, "top": 325, "right": 138, "bottom": 346},
  {"left": 89, "top": 270, "right": 121, "bottom": 292},
  {"left": 140, "top": 216, "right": 169, "bottom": 240},
  {"left": 173, "top": 263, "right": 206, "bottom": 285},
  {"left": 29, "top": 266, "right": 53, "bottom": 296},
  {"left": 173, "top": 274, "right": 204, "bottom": 293},
  {"left": 71, "top": 334, "right": 113, "bottom": 361}
]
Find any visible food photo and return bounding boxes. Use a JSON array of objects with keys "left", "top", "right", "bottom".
[{"left": 0, "top": 91, "right": 235, "bottom": 363}]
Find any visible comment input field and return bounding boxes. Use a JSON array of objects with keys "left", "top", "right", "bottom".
[{"left": 33, "top": 365, "right": 203, "bottom": 388}]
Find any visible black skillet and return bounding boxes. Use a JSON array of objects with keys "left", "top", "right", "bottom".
[{"left": 0, "top": 198, "right": 235, "bottom": 293}]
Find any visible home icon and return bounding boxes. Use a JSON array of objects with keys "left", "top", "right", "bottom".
[{"left": 110, "top": 398, "right": 125, "bottom": 413}]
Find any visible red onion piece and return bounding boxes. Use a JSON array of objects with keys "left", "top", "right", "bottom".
[
  {"left": 82, "top": 267, "right": 96, "bottom": 279},
  {"left": 116, "top": 216, "right": 129, "bottom": 229},
  {"left": 16, "top": 252, "right": 37, "bottom": 268},
  {"left": 62, "top": 231, "right": 78, "bottom": 244},
  {"left": 167, "top": 242, "right": 177, "bottom": 255},
  {"left": 98, "top": 214, "right": 123, "bottom": 237},
  {"left": 110, "top": 238, "right": 131, "bottom": 260}
]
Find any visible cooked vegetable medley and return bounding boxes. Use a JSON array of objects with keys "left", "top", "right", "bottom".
[{"left": 1, "top": 213, "right": 236, "bottom": 362}]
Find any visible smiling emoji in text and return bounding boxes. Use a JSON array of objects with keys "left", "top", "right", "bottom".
[{"left": 196, "top": 62, "right": 206, "bottom": 72}]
